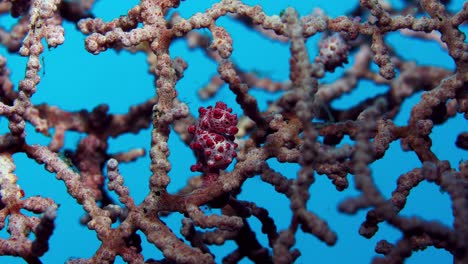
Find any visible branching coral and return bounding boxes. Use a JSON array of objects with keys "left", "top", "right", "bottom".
[{"left": 0, "top": 0, "right": 467, "bottom": 263}]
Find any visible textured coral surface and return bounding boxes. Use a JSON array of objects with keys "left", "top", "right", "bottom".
[{"left": 0, "top": 0, "right": 467, "bottom": 263}]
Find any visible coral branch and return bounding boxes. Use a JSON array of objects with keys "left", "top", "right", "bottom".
[{"left": 0, "top": 0, "right": 466, "bottom": 263}]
